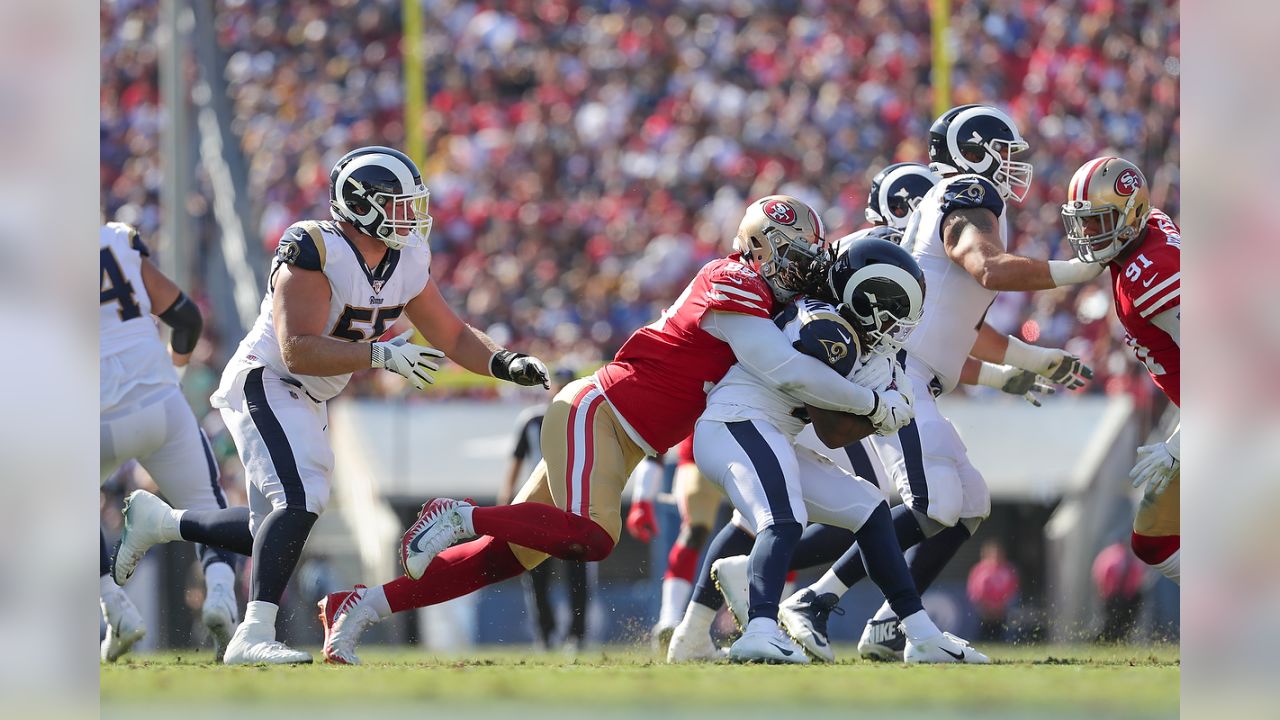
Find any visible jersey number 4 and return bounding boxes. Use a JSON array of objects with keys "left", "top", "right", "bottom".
[
  {"left": 330, "top": 304, "right": 405, "bottom": 341},
  {"left": 101, "top": 247, "right": 142, "bottom": 321}
]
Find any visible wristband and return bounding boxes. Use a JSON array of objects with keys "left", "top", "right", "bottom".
[
  {"left": 1003, "top": 336, "right": 1058, "bottom": 372},
  {"left": 1048, "top": 258, "right": 1102, "bottom": 287}
]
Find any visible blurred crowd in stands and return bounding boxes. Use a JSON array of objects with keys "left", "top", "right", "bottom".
[{"left": 102, "top": 0, "right": 1178, "bottom": 411}]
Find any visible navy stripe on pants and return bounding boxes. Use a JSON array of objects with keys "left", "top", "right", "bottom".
[
  {"left": 199, "top": 429, "right": 227, "bottom": 508},
  {"left": 894, "top": 350, "right": 929, "bottom": 514},
  {"left": 726, "top": 420, "right": 794, "bottom": 524},
  {"left": 243, "top": 367, "right": 307, "bottom": 509},
  {"left": 844, "top": 441, "right": 877, "bottom": 484}
]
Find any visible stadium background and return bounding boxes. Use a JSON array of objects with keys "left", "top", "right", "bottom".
[{"left": 100, "top": 0, "right": 1179, "bottom": 655}]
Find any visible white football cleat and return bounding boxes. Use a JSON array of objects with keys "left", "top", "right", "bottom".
[
  {"left": 905, "top": 631, "right": 990, "bottom": 664},
  {"left": 729, "top": 624, "right": 810, "bottom": 664},
  {"left": 710, "top": 555, "right": 750, "bottom": 632},
  {"left": 778, "top": 588, "right": 843, "bottom": 663},
  {"left": 858, "top": 617, "right": 906, "bottom": 662},
  {"left": 223, "top": 622, "right": 312, "bottom": 665},
  {"left": 113, "top": 490, "right": 179, "bottom": 586},
  {"left": 100, "top": 590, "right": 146, "bottom": 662},
  {"left": 319, "top": 585, "right": 382, "bottom": 665},
  {"left": 665, "top": 621, "right": 726, "bottom": 663},
  {"left": 201, "top": 569, "right": 238, "bottom": 663},
  {"left": 400, "top": 498, "right": 474, "bottom": 580}
]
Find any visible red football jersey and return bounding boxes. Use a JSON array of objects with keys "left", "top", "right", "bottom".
[
  {"left": 1108, "top": 209, "right": 1180, "bottom": 406},
  {"left": 595, "top": 254, "right": 775, "bottom": 453}
]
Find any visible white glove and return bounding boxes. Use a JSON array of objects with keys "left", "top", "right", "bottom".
[
  {"left": 868, "top": 389, "right": 914, "bottom": 436},
  {"left": 371, "top": 329, "right": 446, "bottom": 390},
  {"left": 851, "top": 353, "right": 895, "bottom": 391},
  {"left": 976, "top": 362, "right": 1056, "bottom": 407},
  {"left": 1129, "top": 441, "right": 1179, "bottom": 495}
]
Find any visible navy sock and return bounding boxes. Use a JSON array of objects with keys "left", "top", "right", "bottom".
[
  {"left": 853, "top": 503, "right": 923, "bottom": 619},
  {"left": 903, "top": 523, "right": 973, "bottom": 594},
  {"left": 746, "top": 521, "right": 802, "bottom": 622},
  {"left": 788, "top": 523, "right": 856, "bottom": 571},
  {"left": 101, "top": 529, "right": 111, "bottom": 577},
  {"left": 691, "top": 522, "right": 755, "bottom": 609},
  {"left": 198, "top": 543, "right": 242, "bottom": 571},
  {"left": 832, "top": 504, "right": 928, "bottom": 588},
  {"left": 250, "top": 507, "right": 317, "bottom": 605},
  {"left": 180, "top": 506, "right": 254, "bottom": 557}
]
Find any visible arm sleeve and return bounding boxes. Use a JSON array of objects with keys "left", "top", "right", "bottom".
[
  {"left": 628, "top": 457, "right": 663, "bottom": 502},
  {"left": 702, "top": 311, "right": 878, "bottom": 415},
  {"left": 1150, "top": 307, "right": 1180, "bottom": 347},
  {"left": 157, "top": 293, "right": 203, "bottom": 354}
]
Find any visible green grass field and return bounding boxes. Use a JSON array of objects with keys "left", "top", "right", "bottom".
[{"left": 101, "top": 643, "right": 1178, "bottom": 720}]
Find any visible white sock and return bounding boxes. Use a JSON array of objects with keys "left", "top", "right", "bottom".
[
  {"left": 364, "top": 585, "right": 393, "bottom": 620},
  {"left": 872, "top": 601, "right": 897, "bottom": 623},
  {"left": 100, "top": 573, "right": 121, "bottom": 599},
  {"left": 204, "top": 562, "right": 235, "bottom": 593},
  {"left": 242, "top": 600, "right": 278, "bottom": 633},
  {"left": 809, "top": 569, "right": 850, "bottom": 599},
  {"left": 1153, "top": 549, "right": 1180, "bottom": 585},
  {"left": 899, "top": 610, "right": 941, "bottom": 641},
  {"left": 165, "top": 508, "right": 187, "bottom": 542},
  {"left": 456, "top": 504, "right": 476, "bottom": 535},
  {"left": 659, "top": 578, "right": 693, "bottom": 627},
  {"left": 682, "top": 602, "right": 716, "bottom": 635},
  {"left": 746, "top": 617, "right": 778, "bottom": 635}
]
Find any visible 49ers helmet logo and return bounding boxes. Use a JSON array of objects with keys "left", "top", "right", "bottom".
[
  {"left": 1114, "top": 168, "right": 1142, "bottom": 196},
  {"left": 763, "top": 200, "right": 797, "bottom": 225}
]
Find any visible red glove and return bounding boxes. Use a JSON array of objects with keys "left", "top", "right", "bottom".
[{"left": 625, "top": 500, "right": 657, "bottom": 543}]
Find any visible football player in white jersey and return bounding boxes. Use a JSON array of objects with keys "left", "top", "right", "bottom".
[
  {"left": 669, "top": 238, "right": 988, "bottom": 665},
  {"left": 777, "top": 105, "right": 1106, "bottom": 661},
  {"left": 110, "top": 146, "right": 549, "bottom": 664},
  {"left": 99, "top": 221, "right": 239, "bottom": 662}
]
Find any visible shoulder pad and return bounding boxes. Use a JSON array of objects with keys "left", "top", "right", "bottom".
[
  {"left": 773, "top": 301, "right": 800, "bottom": 330},
  {"left": 127, "top": 227, "right": 150, "bottom": 257},
  {"left": 704, "top": 259, "right": 772, "bottom": 317},
  {"left": 793, "top": 308, "right": 860, "bottom": 377},
  {"left": 275, "top": 223, "right": 326, "bottom": 271},
  {"left": 940, "top": 176, "right": 1005, "bottom": 218}
]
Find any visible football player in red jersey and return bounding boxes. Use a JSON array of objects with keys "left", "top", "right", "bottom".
[
  {"left": 317, "top": 195, "right": 916, "bottom": 663},
  {"left": 1062, "top": 156, "right": 1180, "bottom": 584}
]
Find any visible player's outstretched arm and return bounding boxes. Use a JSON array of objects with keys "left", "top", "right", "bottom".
[
  {"left": 405, "top": 279, "right": 549, "bottom": 387},
  {"left": 944, "top": 208, "right": 1101, "bottom": 291},
  {"left": 140, "top": 257, "right": 202, "bottom": 367},
  {"left": 702, "top": 310, "right": 880, "bottom": 415}
]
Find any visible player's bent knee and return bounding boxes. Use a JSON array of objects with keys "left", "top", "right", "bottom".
[
  {"left": 1131, "top": 532, "right": 1179, "bottom": 566},
  {"left": 562, "top": 515, "right": 615, "bottom": 562}
]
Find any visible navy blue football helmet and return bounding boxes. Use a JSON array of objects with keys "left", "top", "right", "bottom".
[
  {"left": 927, "top": 104, "right": 1033, "bottom": 202},
  {"left": 827, "top": 237, "right": 926, "bottom": 355},
  {"left": 329, "top": 146, "right": 432, "bottom": 249},
  {"left": 865, "top": 162, "right": 940, "bottom": 230}
]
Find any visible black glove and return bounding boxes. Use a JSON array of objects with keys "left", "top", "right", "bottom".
[{"left": 490, "top": 350, "right": 550, "bottom": 388}]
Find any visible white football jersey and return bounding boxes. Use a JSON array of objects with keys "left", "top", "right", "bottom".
[
  {"left": 701, "top": 297, "right": 867, "bottom": 438},
  {"left": 212, "top": 220, "right": 432, "bottom": 405},
  {"left": 100, "top": 222, "right": 178, "bottom": 411},
  {"left": 900, "top": 174, "right": 1008, "bottom": 394}
]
